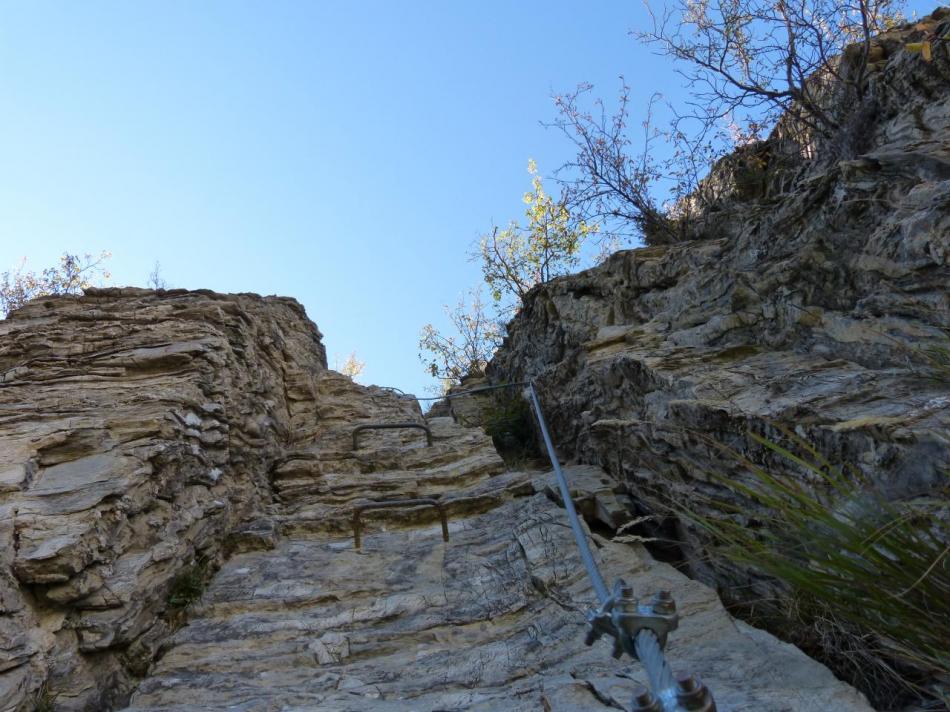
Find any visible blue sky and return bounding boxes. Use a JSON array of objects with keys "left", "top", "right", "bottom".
[{"left": 0, "top": 1, "right": 938, "bottom": 396}]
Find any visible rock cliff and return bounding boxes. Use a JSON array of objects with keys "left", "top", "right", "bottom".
[
  {"left": 2, "top": 288, "right": 875, "bottom": 711},
  {"left": 486, "top": 10, "right": 949, "bottom": 705},
  {"left": 2, "top": 14, "right": 947, "bottom": 710},
  {"left": 0, "top": 287, "right": 327, "bottom": 709}
]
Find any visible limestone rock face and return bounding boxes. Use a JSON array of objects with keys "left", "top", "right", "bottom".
[
  {"left": 2, "top": 288, "right": 874, "bottom": 711},
  {"left": 120, "top": 376, "right": 869, "bottom": 712},
  {"left": 486, "top": 6, "right": 949, "bottom": 659},
  {"left": 0, "top": 288, "right": 327, "bottom": 710}
]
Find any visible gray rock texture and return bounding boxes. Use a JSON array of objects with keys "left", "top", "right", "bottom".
[
  {"left": 1, "top": 288, "right": 873, "bottom": 711},
  {"left": 0, "top": 287, "right": 328, "bottom": 710},
  {"left": 484, "top": 10, "right": 950, "bottom": 697},
  {"left": 122, "top": 382, "right": 869, "bottom": 712}
]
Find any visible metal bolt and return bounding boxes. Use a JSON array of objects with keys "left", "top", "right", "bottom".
[
  {"left": 677, "top": 673, "right": 700, "bottom": 693},
  {"left": 631, "top": 686, "right": 662, "bottom": 712},
  {"left": 676, "top": 673, "right": 716, "bottom": 711},
  {"left": 619, "top": 584, "right": 636, "bottom": 600},
  {"left": 652, "top": 590, "right": 676, "bottom": 615}
]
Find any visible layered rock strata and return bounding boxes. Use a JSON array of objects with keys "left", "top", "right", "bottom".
[
  {"left": 0, "top": 287, "right": 328, "bottom": 710},
  {"left": 121, "top": 377, "right": 870, "bottom": 712},
  {"left": 1, "top": 288, "right": 875, "bottom": 711},
  {"left": 485, "top": 10, "right": 950, "bottom": 692}
]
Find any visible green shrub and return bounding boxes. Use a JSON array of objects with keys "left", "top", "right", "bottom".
[
  {"left": 34, "top": 682, "right": 57, "bottom": 712},
  {"left": 166, "top": 561, "right": 209, "bottom": 610},
  {"left": 480, "top": 391, "right": 539, "bottom": 466},
  {"left": 687, "top": 428, "right": 948, "bottom": 707}
]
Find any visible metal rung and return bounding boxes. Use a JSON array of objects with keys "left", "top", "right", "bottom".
[
  {"left": 352, "top": 498, "right": 449, "bottom": 549},
  {"left": 351, "top": 422, "right": 432, "bottom": 449}
]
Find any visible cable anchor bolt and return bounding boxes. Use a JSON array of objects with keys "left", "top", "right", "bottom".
[
  {"left": 583, "top": 579, "right": 680, "bottom": 660},
  {"left": 631, "top": 686, "right": 663, "bottom": 712},
  {"left": 675, "top": 673, "right": 717, "bottom": 711}
]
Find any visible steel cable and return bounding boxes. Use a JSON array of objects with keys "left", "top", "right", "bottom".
[
  {"left": 525, "top": 383, "right": 611, "bottom": 602},
  {"left": 390, "top": 379, "right": 690, "bottom": 710},
  {"left": 636, "top": 630, "right": 679, "bottom": 708}
]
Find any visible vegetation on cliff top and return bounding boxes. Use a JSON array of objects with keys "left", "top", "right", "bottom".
[
  {"left": 0, "top": 251, "right": 111, "bottom": 318},
  {"left": 419, "top": 0, "right": 915, "bottom": 388}
]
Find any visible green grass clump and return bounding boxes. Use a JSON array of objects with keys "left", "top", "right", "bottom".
[
  {"left": 918, "top": 341, "right": 950, "bottom": 379},
  {"left": 166, "top": 561, "right": 208, "bottom": 609},
  {"left": 480, "top": 390, "right": 539, "bottom": 466},
  {"left": 34, "top": 682, "right": 57, "bottom": 712},
  {"left": 689, "top": 428, "right": 948, "bottom": 707}
]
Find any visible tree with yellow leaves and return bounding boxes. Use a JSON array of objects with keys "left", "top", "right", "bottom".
[
  {"left": 420, "top": 162, "right": 597, "bottom": 387},
  {"left": 334, "top": 351, "right": 366, "bottom": 381},
  {"left": 476, "top": 160, "right": 597, "bottom": 308}
]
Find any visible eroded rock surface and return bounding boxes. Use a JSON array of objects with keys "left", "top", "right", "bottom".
[
  {"left": 121, "top": 379, "right": 869, "bottom": 712},
  {"left": 0, "top": 287, "right": 328, "bottom": 710},
  {"left": 488, "top": 13, "right": 950, "bottom": 597},
  {"left": 1, "top": 288, "right": 873, "bottom": 711}
]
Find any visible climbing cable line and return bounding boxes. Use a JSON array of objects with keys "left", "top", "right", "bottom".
[{"left": 372, "top": 381, "right": 716, "bottom": 711}]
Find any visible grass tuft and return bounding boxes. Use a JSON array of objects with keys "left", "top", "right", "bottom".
[
  {"left": 684, "top": 426, "right": 948, "bottom": 707},
  {"left": 34, "top": 680, "right": 58, "bottom": 712},
  {"left": 166, "top": 561, "right": 209, "bottom": 610}
]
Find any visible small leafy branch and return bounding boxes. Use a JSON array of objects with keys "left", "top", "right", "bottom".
[
  {"left": 476, "top": 159, "right": 599, "bottom": 307},
  {"left": 0, "top": 251, "right": 111, "bottom": 317},
  {"left": 419, "top": 287, "right": 502, "bottom": 385},
  {"left": 334, "top": 351, "right": 366, "bottom": 380}
]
